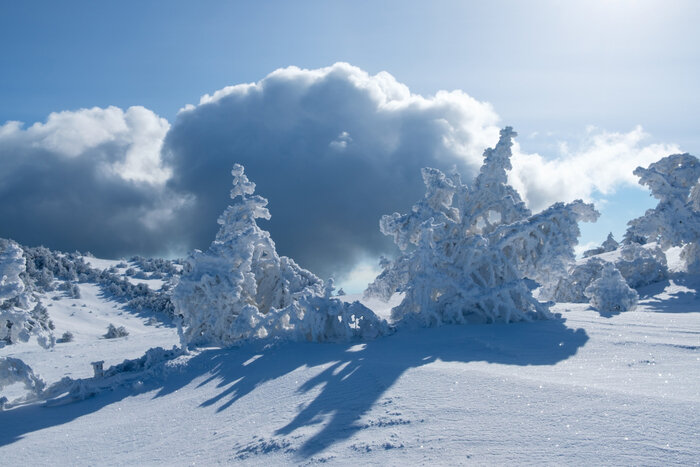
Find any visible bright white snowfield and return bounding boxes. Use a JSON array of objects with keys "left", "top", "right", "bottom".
[{"left": 0, "top": 264, "right": 698, "bottom": 465}]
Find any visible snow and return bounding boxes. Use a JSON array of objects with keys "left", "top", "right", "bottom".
[
  {"left": 1, "top": 283, "right": 178, "bottom": 384},
  {"left": 1, "top": 142, "right": 699, "bottom": 464},
  {"left": 1, "top": 268, "right": 698, "bottom": 464}
]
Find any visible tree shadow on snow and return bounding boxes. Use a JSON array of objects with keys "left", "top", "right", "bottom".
[
  {"left": 0, "top": 317, "right": 588, "bottom": 459},
  {"left": 637, "top": 274, "right": 700, "bottom": 313}
]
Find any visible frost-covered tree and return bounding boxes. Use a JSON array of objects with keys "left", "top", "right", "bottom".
[
  {"left": 173, "top": 164, "right": 387, "bottom": 347},
  {"left": 462, "top": 126, "right": 531, "bottom": 234},
  {"left": 550, "top": 243, "right": 667, "bottom": 303},
  {"left": 549, "top": 257, "right": 606, "bottom": 303},
  {"left": 615, "top": 243, "right": 668, "bottom": 288},
  {"left": 625, "top": 153, "right": 700, "bottom": 271},
  {"left": 0, "top": 239, "right": 54, "bottom": 348},
  {"left": 104, "top": 323, "right": 129, "bottom": 339},
  {"left": 584, "top": 232, "right": 619, "bottom": 258},
  {"left": 585, "top": 262, "right": 639, "bottom": 313},
  {"left": 366, "top": 127, "right": 597, "bottom": 325}
]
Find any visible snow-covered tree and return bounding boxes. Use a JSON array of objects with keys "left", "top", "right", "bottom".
[
  {"left": 584, "top": 232, "right": 619, "bottom": 258},
  {"left": 0, "top": 239, "right": 54, "bottom": 348},
  {"left": 462, "top": 126, "right": 531, "bottom": 234},
  {"left": 550, "top": 242, "right": 668, "bottom": 304},
  {"left": 625, "top": 153, "right": 700, "bottom": 271},
  {"left": 615, "top": 243, "right": 668, "bottom": 288},
  {"left": 548, "top": 257, "right": 606, "bottom": 303},
  {"left": 173, "top": 164, "right": 387, "bottom": 347},
  {"left": 366, "top": 127, "right": 597, "bottom": 325},
  {"left": 585, "top": 262, "right": 638, "bottom": 313}
]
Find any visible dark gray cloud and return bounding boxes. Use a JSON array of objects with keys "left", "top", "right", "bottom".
[
  {"left": 164, "top": 63, "right": 499, "bottom": 278},
  {"left": 2, "top": 63, "right": 672, "bottom": 286},
  {"left": 0, "top": 106, "right": 191, "bottom": 258}
]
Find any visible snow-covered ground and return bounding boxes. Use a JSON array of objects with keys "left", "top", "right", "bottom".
[{"left": 1, "top": 274, "right": 698, "bottom": 465}]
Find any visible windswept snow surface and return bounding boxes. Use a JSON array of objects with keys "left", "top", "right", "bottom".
[{"left": 1, "top": 272, "right": 698, "bottom": 465}]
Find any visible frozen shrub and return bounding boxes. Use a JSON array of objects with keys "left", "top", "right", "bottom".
[
  {"left": 615, "top": 243, "right": 668, "bottom": 288},
  {"left": 625, "top": 153, "right": 700, "bottom": 271},
  {"left": 129, "top": 256, "right": 180, "bottom": 276},
  {"left": 58, "top": 331, "right": 74, "bottom": 343},
  {"left": 59, "top": 281, "right": 81, "bottom": 298},
  {"left": 0, "top": 357, "right": 46, "bottom": 409},
  {"left": 21, "top": 246, "right": 99, "bottom": 289},
  {"left": 549, "top": 257, "right": 606, "bottom": 303},
  {"left": 1, "top": 239, "right": 54, "bottom": 348},
  {"left": 585, "top": 262, "right": 638, "bottom": 313},
  {"left": 173, "top": 164, "right": 387, "bottom": 347},
  {"left": 104, "top": 323, "right": 129, "bottom": 339},
  {"left": 366, "top": 128, "right": 597, "bottom": 325},
  {"left": 551, "top": 243, "right": 668, "bottom": 304}
]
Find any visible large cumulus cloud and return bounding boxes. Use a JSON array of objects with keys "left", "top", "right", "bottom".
[
  {"left": 164, "top": 63, "right": 500, "bottom": 278},
  {"left": 510, "top": 126, "right": 680, "bottom": 211},
  {"left": 0, "top": 106, "right": 192, "bottom": 258},
  {"left": 0, "top": 63, "right": 683, "bottom": 284}
]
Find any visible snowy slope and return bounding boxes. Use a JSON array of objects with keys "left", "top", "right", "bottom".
[{"left": 1, "top": 271, "right": 698, "bottom": 465}]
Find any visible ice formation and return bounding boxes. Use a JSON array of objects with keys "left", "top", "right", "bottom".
[
  {"left": 0, "top": 239, "right": 54, "bottom": 348},
  {"left": 584, "top": 262, "right": 639, "bottom": 313},
  {"left": 625, "top": 153, "right": 700, "bottom": 271},
  {"left": 366, "top": 127, "right": 597, "bottom": 325},
  {"left": 173, "top": 164, "right": 388, "bottom": 347}
]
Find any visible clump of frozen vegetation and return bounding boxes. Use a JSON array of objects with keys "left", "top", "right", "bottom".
[
  {"left": 615, "top": 243, "right": 668, "bottom": 288},
  {"left": 1, "top": 239, "right": 55, "bottom": 348},
  {"left": 549, "top": 257, "right": 606, "bottom": 303},
  {"left": 129, "top": 256, "right": 182, "bottom": 279},
  {"left": 0, "top": 356, "right": 46, "bottom": 409},
  {"left": 57, "top": 331, "right": 74, "bottom": 343},
  {"left": 3, "top": 347, "right": 186, "bottom": 409},
  {"left": 19, "top": 244, "right": 176, "bottom": 319},
  {"left": 584, "top": 262, "right": 639, "bottom": 313},
  {"left": 366, "top": 127, "right": 597, "bottom": 325},
  {"left": 173, "top": 164, "right": 388, "bottom": 347},
  {"left": 104, "top": 323, "right": 129, "bottom": 339},
  {"left": 552, "top": 242, "right": 668, "bottom": 304},
  {"left": 625, "top": 153, "right": 700, "bottom": 272},
  {"left": 583, "top": 232, "right": 619, "bottom": 258}
]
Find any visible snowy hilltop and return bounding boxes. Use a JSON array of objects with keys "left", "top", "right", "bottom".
[{"left": 1, "top": 128, "right": 699, "bottom": 465}]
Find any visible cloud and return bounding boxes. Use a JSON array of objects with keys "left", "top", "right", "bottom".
[
  {"left": 163, "top": 63, "right": 501, "bottom": 278},
  {"left": 0, "top": 106, "right": 191, "bottom": 258},
  {"left": 509, "top": 126, "right": 681, "bottom": 211},
  {"left": 0, "top": 63, "right": 685, "bottom": 287}
]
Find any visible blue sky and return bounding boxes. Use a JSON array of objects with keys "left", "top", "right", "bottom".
[
  {"left": 1, "top": 0, "right": 699, "bottom": 289},
  {"left": 3, "top": 0, "right": 699, "bottom": 146}
]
